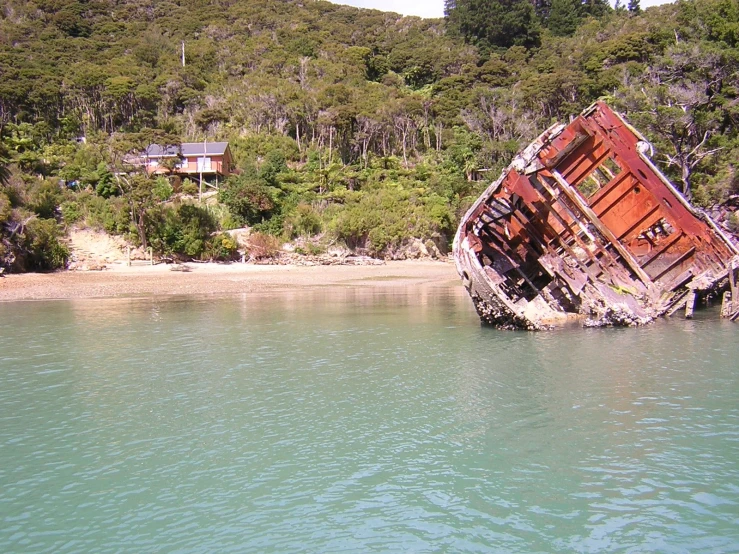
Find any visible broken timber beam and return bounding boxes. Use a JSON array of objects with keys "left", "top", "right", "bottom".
[
  {"left": 685, "top": 291, "right": 696, "bottom": 319},
  {"left": 550, "top": 169, "right": 655, "bottom": 289},
  {"left": 724, "top": 257, "right": 739, "bottom": 320},
  {"left": 720, "top": 291, "right": 733, "bottom": 318}
]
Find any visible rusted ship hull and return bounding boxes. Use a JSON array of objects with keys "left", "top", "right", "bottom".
[{"left": 454, "top": 102, "right": 739, "bottom": 329}]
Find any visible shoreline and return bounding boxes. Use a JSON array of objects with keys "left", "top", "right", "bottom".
[{"left": 0, "top": 260, "right": 462, "bottom": 302}]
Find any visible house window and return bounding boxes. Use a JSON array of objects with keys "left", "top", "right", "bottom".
[{"left": 197, "top": 157, "right": 212, "bottom": 172}]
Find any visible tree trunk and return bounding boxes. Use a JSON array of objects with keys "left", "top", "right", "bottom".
[
  {"left": 137, "top": 210, "right": 147, "bottom": 249},
  {"left": 327, "top": 126, "right": 336, "bottom": 166},
  {"left": 681, "top": 161, "right": 692, "bottom": 200}
]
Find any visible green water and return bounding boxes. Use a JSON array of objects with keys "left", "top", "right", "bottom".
[{"left": 1, "top": 287, "right": 738, "bottom": 553}]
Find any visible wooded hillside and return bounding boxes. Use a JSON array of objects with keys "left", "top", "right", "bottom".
[{"left": 1, "top": 0, "right": 737, "bottom": 272}]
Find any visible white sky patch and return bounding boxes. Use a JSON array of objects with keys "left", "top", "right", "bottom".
[{"left": 327, "top": 0, "right": 673, "bottom": 19}]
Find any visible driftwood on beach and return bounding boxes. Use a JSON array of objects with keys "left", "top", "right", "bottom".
[{"left": 453, "top": 101, "right": 739, "bottom": 330}]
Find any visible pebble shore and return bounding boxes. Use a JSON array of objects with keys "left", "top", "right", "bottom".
[{"left": 0, "top": 260, "right": 460, "bottom": 301}]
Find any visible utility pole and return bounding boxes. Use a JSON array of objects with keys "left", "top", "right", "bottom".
[
  {"left": 181, "top": 41, "right": 185, "bottom": 67},
  {"left": 199, "top": 138, "right": 206, "bottom": 202}
]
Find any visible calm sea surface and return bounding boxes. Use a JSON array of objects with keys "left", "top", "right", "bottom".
[{"left": 1, "top": 286, "right": 738, "bottom": 553}]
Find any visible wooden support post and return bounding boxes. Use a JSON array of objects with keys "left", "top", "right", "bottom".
[
  {"left": 720, "top": 291, "right": 732, "bottom": 318},
  {"left": 685, "top": 290, "right": 696, "bottom": 319},
  {"left": 127, "top": 246, "right": 131, "bottom": 267},
  {"left": 728, "top": 258, "right": 739, "bottom": 321}
]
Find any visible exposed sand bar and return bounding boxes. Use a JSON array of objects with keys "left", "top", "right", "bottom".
[{"left": 0, "top": 260, "right": 461, "bottom": 301}]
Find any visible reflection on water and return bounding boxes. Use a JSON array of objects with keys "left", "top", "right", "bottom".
[{"left": 1, "top": 289, "right": 738, "bottom": 553}]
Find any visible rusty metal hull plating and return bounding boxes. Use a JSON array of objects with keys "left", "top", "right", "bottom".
[{"left": 453, "top": 102, "right": 739, "bottom": 329}]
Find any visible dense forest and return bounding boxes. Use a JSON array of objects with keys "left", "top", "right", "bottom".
[{"left": 0, "top": 0, "right": 737, "bottom": 272}]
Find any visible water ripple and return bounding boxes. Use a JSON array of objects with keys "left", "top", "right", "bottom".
[{"left": 0, "top": 295, "right": 737, "bottom": 552}]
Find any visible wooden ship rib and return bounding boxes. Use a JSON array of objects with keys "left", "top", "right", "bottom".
[{"left": 453, "top": 102, "right": 739, "bottom": 329}]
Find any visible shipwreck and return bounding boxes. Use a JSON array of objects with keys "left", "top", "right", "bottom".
[{"left": 453, "top": 101, "right": 739, "bottom": 329}]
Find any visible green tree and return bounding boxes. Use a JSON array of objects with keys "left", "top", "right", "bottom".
[
  {"left": 0, "top": 143, "right": 10, "bottom": 186},
  {"left": 547, "top": 0, "right": 581, "bottom": 36},
  {"left": 616, "top": 41, "right": 736, "bottom": 200},
  {"left": 148, "top": 204, "right": 217, "bottom": 259},
  {"left": 115, "top": 174, "right": 158, "bottom": 247},
  {"left": 0, "top": 0, "right": 737, "bottom": 270},
  {"left": 446, "top": 0, "right": 541, "bottom": 50},
  {"left": 260, "top": 150, "right": 288, "bottom": 187},
  {"left": 104, "top": 130, "right": 180, "bottom": 246},
  {"left": 53, "top": 7, "right": 91, "bottom": 38},
  {"left": 94, "top": 162, "right": 117, "bottom": 198},
  {"left": 580, "top": 0, "right": 611, "bottom": 18},
  {"left": 218, "top": 172, "right": 276, "bottom": 227}
]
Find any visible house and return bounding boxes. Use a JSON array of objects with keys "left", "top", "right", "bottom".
[{"left": 142, "top": 141, "right": 235, "bottom": 186}]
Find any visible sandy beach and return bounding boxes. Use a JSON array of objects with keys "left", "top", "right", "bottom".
[{"left": 0, "top": 260, "right": 461, "bottom": 301}]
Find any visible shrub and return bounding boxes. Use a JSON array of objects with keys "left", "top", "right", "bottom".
[
  {"left": 204, "top": 204, "right": 238, "bottom": 230},
  {"left": 306, "top": 242, "right": 325, "bottom": 255},
  {"left": 205, "top": 233, "right": 239, "bottom": 261},
  {"left": 218, "top": 173, "right": 276, "bottom": 226},
  {"left": 147, "top": 203, "right": 217, "bottom": 259},
  {"left": 220, "top": 212, "right": 240, "bottom": 231},
  {"left": 23, "top": 218, "right": 69, "bottom": 271},
  {"left": 81, "top": 194, "right": 129, "bottom": 234},
  {"left": 245, "top": 232, "right": 281, "bottom": 259},
  {"left": 93, "top": 163, "right": 117, "bottom": 198},
  {"left": 230, "top": 134, "right": 300, "bottom": 167},
  {"left": 28, "top": 179, "right": 62, "bottom": 219},
  {"left": 152, "top": 176, "right": 173, "bottom": 201},
  {"left": 181, "top": 178, "right": 198, "bottom": 195},
  {"left": 2, "top": 175, "right": 26, "bottom": 207},
  {"left": 60, "top": 200, "right": 82, "bottom": 224},
  {"left": 251, "top": 215, "right": 284, "bottom": 236},
  {"left": 728, "top": 212, "right": 739, "bottom": 234},
  {"left": 0, "top": 191, "right": 10, "bottom": 222},
  {"left": 327, "top": 186, "right": 454, "bottom": 256},
  {"left": 283, "top": 203, "right": 322, "bottom": 238}
]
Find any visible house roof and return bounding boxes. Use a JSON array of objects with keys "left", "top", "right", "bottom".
[
  {"left": 182, "top": 142, "right": 230, "bottom": 156},
  {"left": 144, "top": 142, "right": 230, "bottom": 158},
  {"left": 144, "top": 144, "right": 179, "bottom": 157}
]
